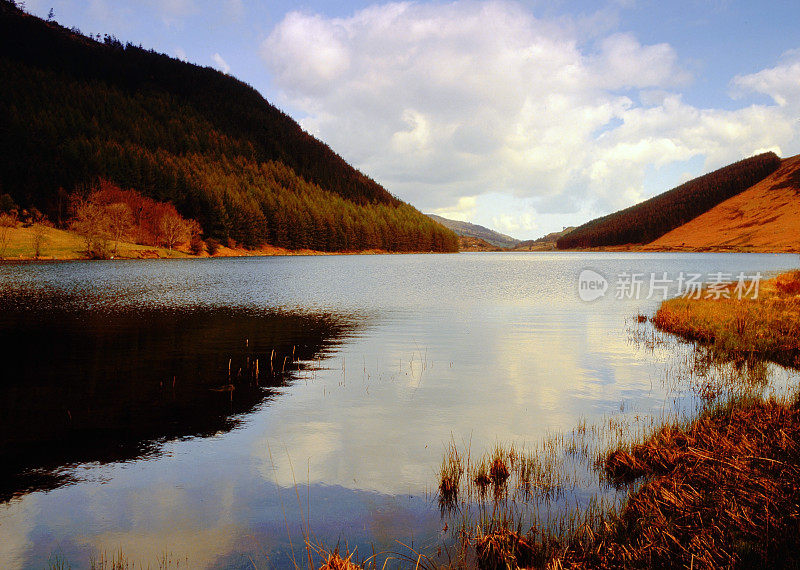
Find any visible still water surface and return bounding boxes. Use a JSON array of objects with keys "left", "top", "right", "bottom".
[{"left": 1, "top": 252, "right": 798, "bottom": 568}]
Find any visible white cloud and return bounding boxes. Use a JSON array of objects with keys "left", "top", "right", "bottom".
[
  {"left": 492, "top": 212, "right": 538, "bottom": 234},
  {"left": 431, "top": 195, "right": 478, "bottom": 221},
  {"left": 212, "top": 52, "right": 231, "bottom": 74},
  {"left": 262, "top": 1, "right": 800, "bottom": 236},
  {"left": 731, "top": 49, "right": 800, "bottom": 109}
]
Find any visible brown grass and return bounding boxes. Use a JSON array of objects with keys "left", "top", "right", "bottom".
[
  {"left": 653, "top": 271, "right": 800, "bottom": 368},
  {"left": 559, "top": 395, "right": 800, "bottom": 569},
  {"left": 475, "top": 529, "right": 536, "bottom": 570},
  {"left": 438, "top": 441, "right": 465, "bottom": 511}
]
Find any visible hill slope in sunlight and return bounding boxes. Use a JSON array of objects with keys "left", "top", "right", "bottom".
[{"left": 645, "top": 154, "right": 800, "bottom": 253}]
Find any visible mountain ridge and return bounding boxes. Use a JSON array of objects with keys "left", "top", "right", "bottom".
[{"left": 426, "top": 214, "right": 520, "bottom": 248}]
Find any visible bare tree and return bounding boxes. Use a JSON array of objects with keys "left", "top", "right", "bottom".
[
  {"left": 105, "top": 202, "right": 133, "bottom": 255},
  {"left": 31, "top": 221, "right": 50, "bottom": 259},
  {"left": 159, "top": 209, "right": 190, "bottom": 250},
  {"left": 70, "top": 195, "right": 111, "bottom": 258}
]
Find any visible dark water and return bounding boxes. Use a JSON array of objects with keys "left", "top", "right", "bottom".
[{"left": 0, "top": 252, "right": 798, "bottom": 568}]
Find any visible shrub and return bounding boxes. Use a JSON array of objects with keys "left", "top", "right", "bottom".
[
  {"left": 189, "top": 235, "right": 205, "bottom": 255},
  {"left": 205, "top": 238, "right": 220, "bottom": 256}
]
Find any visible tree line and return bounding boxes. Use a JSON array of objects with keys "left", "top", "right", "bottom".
[
  {"left": 557, "top": 152, "right": 782, "bottom": 249},
  {"left": 0, "top": 1, "right": 458, "bottom": 253}
]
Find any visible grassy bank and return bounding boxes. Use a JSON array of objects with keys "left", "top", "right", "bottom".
[
  {"left": 565, "top": 393, "right": 800, "bottom": 568},
  {"left": 654, "top": 270, "right": 800, "bottom": 368},
  {"left": 0, "top": 223, "right": 193, "bottom": 260},
  {"left": 0, "top": 223, "right": 422, "bottom": 261}
]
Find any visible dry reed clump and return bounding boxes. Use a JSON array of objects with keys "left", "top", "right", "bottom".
[
  {"left": 561, "top": 396, "right": 800, "bottom": 569},
  {"left": 439, "top": 441, "right": 465, "bottom": 510},
  {"left": 318, "top": 551, "right": 361, "bottom": 570},
  {"left": 475, "top": 529, "right": 536, "bottom": 570},
  {"left": 603, "top": 427, "right": 689, "bottom": 484},
  {"left": 489, "top": 453, "right": 510, "bottom": 488},
  {"left": 473, "top": 458, "right": 492, "bottom": 497}
]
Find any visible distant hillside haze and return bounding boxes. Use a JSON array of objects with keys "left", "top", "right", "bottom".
[
  {"left": 557, "top": 152, "right": 782, "bottom": 249},
  {"left": 514, "top": 227, "right": 575, "bottom": 251},
  {"left": 0, "top": 1, "right": 458, "bottom": 252},
  {"left": 426, "top": 214, "right": 520, "bottom": 248}
]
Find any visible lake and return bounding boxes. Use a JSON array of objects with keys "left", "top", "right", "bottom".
[{"left": 1, "top": 252, "right": 798, "bottom": 568}]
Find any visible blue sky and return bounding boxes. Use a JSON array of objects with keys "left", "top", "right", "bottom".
[{"left": 23, "top": 0, "right": 800, "bottom": 238}]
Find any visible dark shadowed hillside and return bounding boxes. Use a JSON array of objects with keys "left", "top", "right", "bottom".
[
  {"left": 0, "top": 1, "right": 458, "bottom": 252},
  {"left": 557, "top": 153, "right": 781, "bottom": 249}
]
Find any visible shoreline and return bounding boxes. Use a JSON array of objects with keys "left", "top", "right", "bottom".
[
  {"left": 3, "top": 224, "right": 797, "bottom": 260},
  {"left": 0, "top": 223, "right": 450, "bottom": 262}
]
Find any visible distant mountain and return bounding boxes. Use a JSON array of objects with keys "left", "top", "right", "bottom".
[
  {"left": 557, "top": 152, "right": 781, "bottom": 249},
  {"left": 514, "top": 227, "right": 575, "bottom": 251},
  {"left": 457, "top": 236, "right": 507, "bottom": 252},
  {"left": 645, "top": 153, "right": 800, "bottom": 253},
  {"left": 427, "top": 214, "right": 520, "bottom": 248},
  {"left": 0, "top": 1, "right": 458, "bottom": 252}
]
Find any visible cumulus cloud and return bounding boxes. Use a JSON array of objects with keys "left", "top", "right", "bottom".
[
  {"left": 262, "top": 1, "right": 800, "bottom": 236},
  {"left": 731, "top": 49, "right": 800, "bottom": 109},
  {"left": 212, "top": 52, "right": 231, "bottom": 74}
]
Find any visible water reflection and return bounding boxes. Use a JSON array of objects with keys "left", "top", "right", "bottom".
[
  {"left": 0, "top": 288, "right": 362, "bottom": 502},
  {"left": 1, "top": 254, "right": 799, "bottom": 568}
]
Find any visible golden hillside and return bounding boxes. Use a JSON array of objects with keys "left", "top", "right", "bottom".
[{"left": 645, "top": 154, "right": 800, "bottom": 253}]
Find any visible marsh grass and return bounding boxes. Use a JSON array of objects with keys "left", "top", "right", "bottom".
[
  {"left": 439, "top": 390, "right": 800, "bottom": 568},
  {"left": 562, "top": 390, "right": 800, "bottom": 568},
  {"left": 439, "top": 440, "right": 466, "bottom": 511},
  {"left": 654, "top": 271, "right": 800, "bottom": 369},
  {"left": 436, "top": 271, "right": 800, "bottom": 568}
]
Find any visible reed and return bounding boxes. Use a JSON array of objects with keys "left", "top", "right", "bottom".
[
  {"left": 438, "top": 440, "right": 465, "bottom": 511},
  {"left": 561, "top": 391, "right": 800, "bottom": 568}
]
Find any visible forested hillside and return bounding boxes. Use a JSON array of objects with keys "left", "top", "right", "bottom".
[
  {"left": 557, "top": 153, "right": 781, "bottom": 249},
  {"left": 0, "top": 1, "right": 458, "bottom": 252}
]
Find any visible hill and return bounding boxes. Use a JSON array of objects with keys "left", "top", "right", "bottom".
[
  {"left": 457, "top": 236, "right": 507, "bottom": 252},
  {"left": 645, "top": 154, "right": 800, "bottom": 252},
  {"left": 427, "top": 214, "right": 519, "bottom": 248},
  {"left": 0, "top": 1, "right": 458, "bottom": 253},
  {"left": 514, "top": 227, "right": 575, "bottom": 251},
  {"left": 556, "top": 153, "right": 781, "bottom": 249}
]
